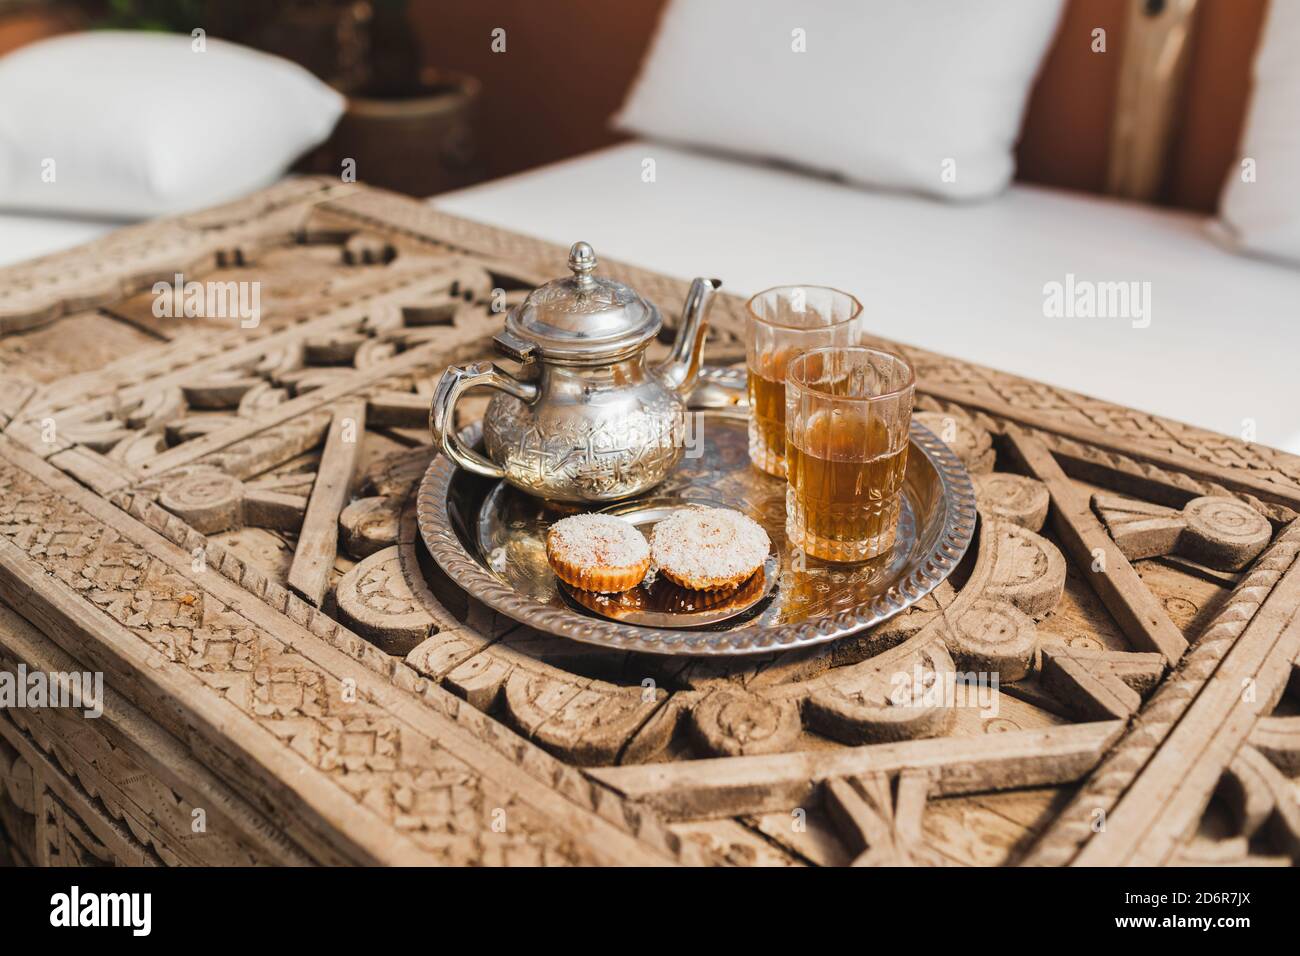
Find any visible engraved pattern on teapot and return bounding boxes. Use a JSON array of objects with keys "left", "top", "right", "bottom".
[
  {"left": 529, "top": 281, "right": 633, "bottom": 314},
  {"left": 483, "top": 392, "right": 686, "bottom": 499}
]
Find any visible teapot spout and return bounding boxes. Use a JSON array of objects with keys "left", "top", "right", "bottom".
[{"left": 656, "top": 277, "right": 722, "bottom": 394}]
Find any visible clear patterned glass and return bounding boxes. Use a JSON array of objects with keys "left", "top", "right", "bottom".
[
  {"left": 745, "top": 286, "right": 861, "bottom": 478},
  {"left": 784, "top": 346, "right": 916, "bottom": 562}
]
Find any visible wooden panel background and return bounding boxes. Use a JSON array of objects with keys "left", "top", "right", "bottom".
[{"left": 1162, "top": 0, "right": 1270, "bottom": 211}]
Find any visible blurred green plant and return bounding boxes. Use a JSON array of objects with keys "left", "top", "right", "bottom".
[{"left": 91, "top": 0, "right": 209, "bottom": 31}]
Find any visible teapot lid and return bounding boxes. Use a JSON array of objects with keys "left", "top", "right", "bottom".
[{"left": 499, "top": 241, "right": 661, "bottom": 363}]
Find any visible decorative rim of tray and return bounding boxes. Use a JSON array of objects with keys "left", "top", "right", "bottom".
[{"left": 417, "top": 419, "right": 977, "bottom": 656}]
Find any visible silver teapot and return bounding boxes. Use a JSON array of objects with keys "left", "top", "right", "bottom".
[{"left": 430, "top": 241, "right": 721, "bottom": 502}]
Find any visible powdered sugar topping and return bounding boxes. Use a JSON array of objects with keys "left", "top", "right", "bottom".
[
  {"left": 650, "top": 507, "right": 770, "bottom": 584},
  {"left": 547, "top": 513, "right": 649, "bottom": 569}
]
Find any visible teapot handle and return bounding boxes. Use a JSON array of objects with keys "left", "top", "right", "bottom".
[{"left": 429, "top": 361, "right": 539, "bottom": 479}]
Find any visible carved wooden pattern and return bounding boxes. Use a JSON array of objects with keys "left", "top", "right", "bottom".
[{"left": 0, "top": 179, "right": 1296, "bottom": 867}]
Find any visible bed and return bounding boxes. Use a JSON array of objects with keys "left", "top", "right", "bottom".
[
  {"left": 0, "top": 211, "right": 123, "bottom": 267},
  {"left": 433, "top": 141, "right": 1300, "bottom": 454}
]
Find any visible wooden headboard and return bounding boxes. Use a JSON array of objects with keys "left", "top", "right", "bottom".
[
  {"left": 1019, "top": 0, "right": 1269, "bottom": 210},
  {"left": 1163, "top": 0, "right": 1269, "bottom": 210}
]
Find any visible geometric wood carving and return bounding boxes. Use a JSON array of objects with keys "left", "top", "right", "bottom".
[
  {"left": 822, "top": 770, "right": 947, "bottom": 866},
  {"left": 914, "top": 411, "right": 996, "bottom": 474},
  {"left": 1006, "top": 428, "right": 1189, "bottom": 663},
  {"left": 335, "top": 546, "right": 437, "bottom": 654},
  {"left": 1094, "top": 490, "right": 1272, "bottom": 570},
  {"left": 688, "top": 688, "right": 803, "bottom": 757},
  {"left": 3, "top": 178, "right": 1298, "bottom": 866},
  {"left": 287, "top": 401, "right": 366, "bottom": 606},
  {"left": 1039, "top": 644, "right": 1165, "bottom": 721},
  {"left": 928, "top": 517, "right": 1065, "bottom": 682},
  {"left": 1181, "top": 495, "right": 1273, "bottom": 569},
  {"left": 157, "top": 470, "right": 245, "bottom": 534},
  {"left": 1023, "top": 518, "right": 1300, "bottom": 866},
  {"left": 1091, "top": 492, "right": 1185, "bottom": 560},
  {"left": 339, "top": 496, "right": 401, "bottom": 559},
  {"left": 973, "top": 472, "right": 1050, "bottom": 531}
]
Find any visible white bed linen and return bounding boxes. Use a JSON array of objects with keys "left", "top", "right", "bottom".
[
  {"left": 434, "top": 142, "right": 1300, "bottom": 453},
  {"left": 0, "top": 211, "right": 123, "bottom": 268}
]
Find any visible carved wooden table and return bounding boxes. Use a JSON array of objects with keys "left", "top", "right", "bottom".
[{"left": 1, "top": 178, "right": 1297, "bottom": 867}]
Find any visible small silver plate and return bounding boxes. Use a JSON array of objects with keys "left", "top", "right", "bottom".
[{"left": 418, "top": 410, "right": 976, "bottom": 657}]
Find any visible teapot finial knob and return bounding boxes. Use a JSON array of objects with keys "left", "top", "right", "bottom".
[{"left": 568, "top": 241, "right": 597, "bottom": 289}]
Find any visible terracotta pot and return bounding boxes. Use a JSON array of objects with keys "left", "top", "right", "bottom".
[{"left": 318, "top": 73, "right": 482, "bottom": 197}]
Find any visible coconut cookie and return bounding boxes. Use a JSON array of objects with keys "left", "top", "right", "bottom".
[
  {"left": 650, "top": 507, "right": 770, "bottom": 591},
  {"left": 546, "top": 513, "right": 650, "bottom": 593}
]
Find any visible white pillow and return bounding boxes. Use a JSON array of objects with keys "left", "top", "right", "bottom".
[
  {"left": 614, "top": 0, "right": 1064, "bottom": 201},
  {"left": 0, "top": 32, "right": 345, "bottom": 219},
  {"left": 1216, "top": 1, "right": 1300, "bottom": 266}
]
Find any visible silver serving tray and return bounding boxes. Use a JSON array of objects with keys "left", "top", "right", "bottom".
[{"left": 417, "top": 409, "right": 976, "bottom": 656}]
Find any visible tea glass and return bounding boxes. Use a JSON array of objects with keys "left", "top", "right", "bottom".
[
  {"left": 745, "top": 286, "right": 860, "bottom": 478},
  {"left": 784, "top": 346, "right": 916, "bottom": 562}
]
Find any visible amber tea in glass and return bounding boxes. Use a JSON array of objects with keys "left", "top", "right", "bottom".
[
  {"left": 785, "top": 346, "right": 915, "bottom": 562},
  {"left": 745, "top": 286, "right": 860, "bottom": 477}
]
